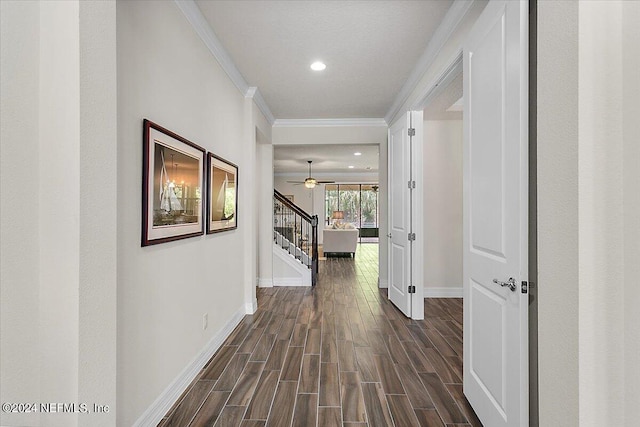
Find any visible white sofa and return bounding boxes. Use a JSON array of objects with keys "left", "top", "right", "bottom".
[{"left": 322, "top": 228, "right": 358, "bottom": 257}]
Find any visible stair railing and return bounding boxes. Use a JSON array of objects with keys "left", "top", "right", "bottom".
[{"left": 274, "top": 189, "right": 318, "bottom": 286}]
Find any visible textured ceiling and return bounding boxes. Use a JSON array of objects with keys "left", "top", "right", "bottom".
[
  {"left": 274, "top": 144, "right": 379, "bottom": 174},
  {"left": 196, "top": 0, "right": 454, "bottom": 119}
]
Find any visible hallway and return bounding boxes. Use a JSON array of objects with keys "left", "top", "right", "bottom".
[{"left": 160, "top": 244, "right": 481, "bottom": 426}]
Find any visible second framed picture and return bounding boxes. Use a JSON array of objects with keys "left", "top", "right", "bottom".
[{"left": 207, "top": 153, "right": 238, "bottom": 233}]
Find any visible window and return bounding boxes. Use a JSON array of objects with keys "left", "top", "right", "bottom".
[
  {"left": 325, "top": 184, "right": 339, "bottom": 224},
  {"left": 324, "top": 184, "right": 378, "bottom": 229},
  {"left": 360, "top": 184, "right": 378, "bottom": 229}
]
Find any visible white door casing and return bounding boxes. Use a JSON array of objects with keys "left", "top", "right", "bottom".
[
  {"left": 388, "top": 113, "right": 412, "bottom": 317},
  {"left": 463, "top": 1, "right": 528, "bottom": 426},
  {"left": 410, "top": 110, "right": 424, "bottom": 320}
]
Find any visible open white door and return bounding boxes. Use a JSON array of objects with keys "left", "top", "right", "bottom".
[
  {"left": 388, "top": 113, "right": 412, "bottom": 317},
  {"left": 463, "top": 1, "right": 528, "bottom": 426}
]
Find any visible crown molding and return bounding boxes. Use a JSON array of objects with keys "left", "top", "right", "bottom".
[
  {"left": 174, "top": 0, "right": 247, "bottom": 93},
  {"left": 245, "top": 87, "right": 276, "bottom": 124},
  {"left": 174, "top": 0, "right": 275, "bottom": 124},
  {"left": 273, "top": 118, "right": 388, "bottom": 128},
  {"left": 384, "top": 0, "right": 475, "bottom": 124}
]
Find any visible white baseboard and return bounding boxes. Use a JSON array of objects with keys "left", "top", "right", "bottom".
[
  {"left": 133, "top": 305, "right": 246, "bottom": 427},
  {"left": 245, "top": 298, "right": 258, "bottom": 314},
  {"left": 258, "top": 278, "right": 273, "bottom": 287},
  {"left": 378, "top": 278, "right": 388, "bottom": 288},
  {"left": 423, "top": 286, "right": 463, "bottom": 298},
  {"left": 273, "top": 277, "right": 311, "bottom": 287}
]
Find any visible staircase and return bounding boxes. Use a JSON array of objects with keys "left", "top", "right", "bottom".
[{"left": 273, "top": 189, "right": 319, "bottom": 286}]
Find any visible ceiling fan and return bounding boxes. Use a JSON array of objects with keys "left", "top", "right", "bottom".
[{"left": 287, "top": 160, "right": 335, "bottom": 189}]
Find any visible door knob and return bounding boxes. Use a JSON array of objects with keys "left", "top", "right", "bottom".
[{"left": 493, "top": 277, "right": 516, "bottom": 292}]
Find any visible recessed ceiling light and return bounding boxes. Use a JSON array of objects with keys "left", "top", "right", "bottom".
[
  {"left": 354, "top": 152, "right": 362, "bottom": 156},
  {"left": 310, "top": 61, "right": 326, "bottom": 71},
  {"left": 348, "top": 165, "right": 355, "bottom": 169}
]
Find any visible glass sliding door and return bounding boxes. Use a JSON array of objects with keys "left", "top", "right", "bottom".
[
  {"left": 360, "top": 184, "right": 378, "bottom": 229},
  {"left": 338, "top": 184, "right": 361, "bottom": 225},
  {"left": 324, "top": 184, "right": 379, "bottom": 242},
  {"left": 325, "top": 184, "right": 339, "bottom": 225}
]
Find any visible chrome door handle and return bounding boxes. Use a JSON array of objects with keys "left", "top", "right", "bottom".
[{"left": 493, "top": 277, "right": 516, "bottom": 292}]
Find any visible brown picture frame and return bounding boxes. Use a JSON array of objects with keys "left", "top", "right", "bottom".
[
  {"left": 142, "top": 119, "right": 206, "bottom": 246},
  {"left": 207, "top": 153, "right": 238, "bottom": 234}
]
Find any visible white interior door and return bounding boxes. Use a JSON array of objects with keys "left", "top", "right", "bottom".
[
  {"left": 463, "top": 1, "right": 528, "bottom": 426},
  {"left": 388, "top": 113, "right": 412, "bottom": 317}
]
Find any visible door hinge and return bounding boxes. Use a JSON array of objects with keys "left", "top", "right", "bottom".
[
  {"left": 408, "top": 128, "right": 416, "bottom": 137},
  {"left": 521, "top": 281, "right": 528, "bottom": 294},
  {"left": 408, "top": 285, "right": 416, "bottom": 294},
  {"left": 408, "top": 180, "right": 415, "bottom": 189},
  {"left": 408, "top": 232, "right": 416, "bottom": 241}
]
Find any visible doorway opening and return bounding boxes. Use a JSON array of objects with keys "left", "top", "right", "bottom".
[
  {"left": 270, "top": 143, "right": 385, "bottom": 286},
  {"left": 410, "top": 1, "right": 535, "bottom": 424},
  {"left": 422, "top": 64, "right": 464, "bottom": 301},
  {"left": 422, "top": 62, "right": 481, "bottom": 424}
]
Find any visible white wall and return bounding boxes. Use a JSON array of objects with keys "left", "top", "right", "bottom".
[
  {"left": 578, "top": 2, "right": 624, "bottom": 424},
  {"left": 537, "top": 1, "right": 580, "bottom": 424},
  {"left": 1, "top": 2, "right": 42, "bottom": 426},
  {"left": 2, "top": 2, "right": 118, "bottom": 426},
  {"left": 241, "top": 96, "right": 257, "bottom": 313},
  {"left": 77, "top": 3, "right": 118, "bottom": 423},
  {"left": 423, "top": 120, "right": 463, "bottom": 293},
  {"left": 117, "top": 1, "right": 254, "bottom": 424},
  {"left": 38, "top": 4, "right": 82, "bottom": 424},
  {"left": 77, "top": 2, "right": 119, "bottom": 425},
  {"left": 622, "top": 3, "right": 640, "bottom": 424},
  {"left": 537, "top": 1, "right": 640, "bottom": 425},
  {"left": 378, "top": 138, "right": 389, "bottom": 288},
  {"left": 256, "top": 128, "right": 274, "bottom": 287},
  {"left": 578, "top": 1, "right": 639, "bottom": 425}
]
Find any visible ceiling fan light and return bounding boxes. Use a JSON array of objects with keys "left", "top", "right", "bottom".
[{"left": 304, "top": 177, "right": 317, "bottom": 189}]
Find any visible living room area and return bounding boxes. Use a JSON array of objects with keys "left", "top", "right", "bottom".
[{"left": 273, "top": 143, "right": 380, "bottom": 255}]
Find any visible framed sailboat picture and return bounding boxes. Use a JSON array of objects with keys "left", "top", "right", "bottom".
[
  {"left": 207, "top": 153, "right": 238, "bottom": 234},
  {"left": 142, "top": 119, "right": 205, "bottom": 246}
]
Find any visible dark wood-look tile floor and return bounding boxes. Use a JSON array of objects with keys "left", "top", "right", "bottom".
[{"left": 159, "top": 244, "right": 482, "bottom": 427}]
